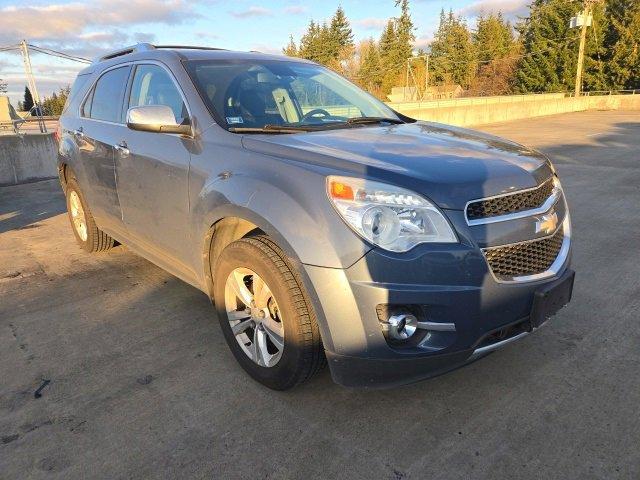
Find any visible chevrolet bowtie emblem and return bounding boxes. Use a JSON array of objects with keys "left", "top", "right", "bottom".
[{"left": 536, "top": 212, "right": 558, "bottom": 235}]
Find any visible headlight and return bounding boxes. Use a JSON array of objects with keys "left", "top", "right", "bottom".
[{"left": 326, "top": 176, "right": 457, "bottom": 252}]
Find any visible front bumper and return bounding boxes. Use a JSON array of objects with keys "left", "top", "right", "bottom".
[{"left": 303, "top": 237, "right": 573, "bottom": 388}]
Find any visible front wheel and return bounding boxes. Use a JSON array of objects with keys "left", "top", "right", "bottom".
[{"left": 213, "top": 235, "right": 325, "bottom": 390}]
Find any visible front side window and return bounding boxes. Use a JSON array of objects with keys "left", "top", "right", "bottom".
[
  {"left": 184, "top": 60, "right": 400, "bottom": 131},
  {"left": 128, "top": 64, "right": 187, "bottom": 122},
  {"left": 85, "top": 66, "right": 130, "bottom": 122}
]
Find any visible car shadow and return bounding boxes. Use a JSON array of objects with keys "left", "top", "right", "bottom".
[{"left": 0, "top": 179, "right": 66, "bottom": 235}]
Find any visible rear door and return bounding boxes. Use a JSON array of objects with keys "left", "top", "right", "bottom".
[
  {"left": 76, "top": 65, "right": 131, "bottom": 232},
  {"left": 115, "top": 62, "right": 193, "bottom": 266}
]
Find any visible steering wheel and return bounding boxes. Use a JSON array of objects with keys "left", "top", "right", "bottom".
[{"left": 301, "top": 108, "right": 332, "bottom": 122}]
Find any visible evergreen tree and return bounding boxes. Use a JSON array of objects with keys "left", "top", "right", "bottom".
[
  {"left": 581, "top": 2, "right": 608, "bottom": 91},
  {"left": 430, "top": 10, "right": 476, "bottom": 88},
  {"left": 377, "top": 0, "right": 416, "bottom": 95},
  {"left": 283, "top": 35, "right": 298, "bottom": 57},
  {"left": 394, "top": 0, "right": 415, "bottom": 62},
  {"left": 298, "top": 20, "right": 321, "bottom": 62},
  {"left": 470, "top": 13, "right": 518, "bottom": 95},
  {"left": 282, "top": 0, "right": 640, "bottom": 97},
  {"left": 515, "top": 0, "right": 578, "bottom": 92},
  {"left": 603, "top": 0, "right": 640, "bottom": 89},
  {"left": 297, "top": 8, "right": 355, "bottom": 69},
  {"left": 475, "top": 13, "right": 514, "bottom": 63},
  {"left": 378, "top": 19, "right": 401, "bottom": 94},
  {"left": 42, "top": 86, "right": 70, "bottom": 116},
  {"left": 326, "top": 6, "right": 356, "bottom": 72},
  {"left": 23, "top": 86, "right": 34, "bottom": 112},
  {"left": 330, "top": 6, "right": 354, "bottom": 50},
  {"left": 357, "top": 39, "right": 384, "bottom": 95}
]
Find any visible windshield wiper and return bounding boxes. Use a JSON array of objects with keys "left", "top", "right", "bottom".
[
  {"left": 345, "top": 117, "right": 405, "bottom": 125},
  {"left": 228, "top": 125, "right": 314, "bottom": 134}
]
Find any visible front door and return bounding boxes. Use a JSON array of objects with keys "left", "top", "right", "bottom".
[{"left": 115, "top": 63, "right": 193, "bottom": 266}]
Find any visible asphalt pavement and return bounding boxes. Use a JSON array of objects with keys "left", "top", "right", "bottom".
[{"left": 1, "top": 110, "right": 639, "bottom": 479}]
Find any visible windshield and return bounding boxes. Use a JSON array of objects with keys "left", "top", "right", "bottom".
[{"left": 184, "top": 59, "right": 401, "bottom": 131}]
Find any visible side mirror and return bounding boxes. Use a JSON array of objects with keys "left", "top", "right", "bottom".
[{"left": 126, "top": 105, "right": 192, "bottom": 135}]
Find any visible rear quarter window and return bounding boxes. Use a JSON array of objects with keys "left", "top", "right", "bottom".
[{"left": 62, "top": 74, "right": 91, "bottom": 115}]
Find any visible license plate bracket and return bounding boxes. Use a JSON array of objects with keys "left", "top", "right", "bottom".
[{"left": 530, "top": 269, "right": 575, "bottom": 328}]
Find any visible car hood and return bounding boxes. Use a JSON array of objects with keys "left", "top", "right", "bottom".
[{"left": 241, "top": 121, "right": 554, "bottom": 210}]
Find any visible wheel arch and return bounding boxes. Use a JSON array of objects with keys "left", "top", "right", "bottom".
[
  {"left": 201, "top": 207, "right": 302, "bottom": 299},
  {"left": 201, "top": 209, "right": 336, "bottom": 351}
]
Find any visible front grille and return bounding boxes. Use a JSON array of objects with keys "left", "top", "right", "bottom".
[
  {"left": 483, "top": 226, "right": 564, "bottom": 280},
  {"left": 467, "top": 177, "right": 554, "bottom": 221}
]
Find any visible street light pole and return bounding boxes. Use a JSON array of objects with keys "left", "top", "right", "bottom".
[
  {"left": 19, "top": 40, "right": 41, "bottom": 107},
  {"left": 19, "top": 39, "right": 47, "bottom": 132}
]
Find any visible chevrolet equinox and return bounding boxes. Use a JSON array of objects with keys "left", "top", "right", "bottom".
[{"left": 57, "top": 44, "right": 574, "bottom": 389}]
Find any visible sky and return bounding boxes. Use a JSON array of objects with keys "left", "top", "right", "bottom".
[{"left": 0, "top": 0, "right": 530, "bottom": 106}]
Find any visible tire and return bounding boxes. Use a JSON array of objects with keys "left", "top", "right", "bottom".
[
  {"left": 65, "top": 177, "right": 115, "bottom": 253},
  {"left": 213, "top": 235, "right": 325, "bottom": 390}
]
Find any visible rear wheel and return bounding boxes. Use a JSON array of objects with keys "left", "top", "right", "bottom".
[
  {"left": 65, "top": 177, "right": 115, "bottom": 252},
  {"left": 213, "top": 235, "right": 325, "bottom": 390}
]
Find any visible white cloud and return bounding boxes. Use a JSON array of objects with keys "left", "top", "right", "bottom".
[
  {"left": 0, "top": 0, "right": 194, "bottom": 43},
  {"left": 229, "top": 6, "right": 272, "bottom": 18},
  {"left": 0, "top": 0, "right": 179, "bottom": 104},
  {"left": 354, "top": 17, "right": 388, "bottom": 31},
  {"left": 457, "top": 0, "right": 529, "bottom": 19},
  {"left": 249, "top": 44, "right": 282, "bottom": 55},
  {"left": 413, "top": 35, "right": 433, "bottom": 50},
  {"left": 284, "top": 6, "right": 307, "bottom": 15},
  {"left": 195, "top": 31, "right": 221, "bottom": 40}
]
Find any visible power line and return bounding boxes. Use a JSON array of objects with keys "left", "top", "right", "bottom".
[
  {"left": 0, "top": 43, "right": 91, "bottom": 63},
  {"left": 27, "top": 44, "right": 91, "bottom": 64}
]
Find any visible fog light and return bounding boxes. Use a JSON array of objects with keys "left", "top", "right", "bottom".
[{"left": 386, "top": 313, "right": 418, "bottom": 341}]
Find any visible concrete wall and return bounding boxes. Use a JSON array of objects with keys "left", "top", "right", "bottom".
[
  {"left": 388, "top": 94, "right": 640, "bottom": 127},
  {"left": 0, "top": 133, "right": 57, "bottom": 186},
  {"left": 0, "top": 95, "right": 638, "bottom": 187}
]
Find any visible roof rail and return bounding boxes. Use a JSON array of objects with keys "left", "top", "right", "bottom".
[
  {"left": 153, "top": 45, "right": 228, "bottom": 51},
  {"left": 95, "top": 43, "right": 156, "bottom": 63},
  {"left": 93, "top": 44, "right": 230, "bottom": 63}
]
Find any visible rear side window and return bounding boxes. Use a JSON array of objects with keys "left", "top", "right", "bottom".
[
  {"left": 83, "top": 66, "right": 130, "bottom": 123},
  {"left": 128, "top": 64, "right": 187, "bottom": 122},
  {"left": 62, "top": 74, "right": 91, "bottom": 115}
]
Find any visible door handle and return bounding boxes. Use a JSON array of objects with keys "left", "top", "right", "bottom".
[
  {"left": 114, "top": 141, "right": 129, "bottom": 157},
  {"left": 73, "top": 127, "right": 84, "bottom": 138}
]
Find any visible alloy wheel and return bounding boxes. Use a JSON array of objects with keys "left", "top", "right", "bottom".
[
  {"left": 69, "top": 190, "right": 88, "bottom": 242},
  {"left": 224, "top": 267, "right": 285, "bottom": 367}
]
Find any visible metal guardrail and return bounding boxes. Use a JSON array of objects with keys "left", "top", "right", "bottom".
[
  {"left": 571, "top": 89, "right": 640, "bottom": 97},
  {"left": 22, "top": 115, "right": 59, "bottom": 122}
]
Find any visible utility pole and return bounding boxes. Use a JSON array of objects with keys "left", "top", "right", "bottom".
[
  {"left": 425, "top": 55, "right": 430, "bottom": 94},
  {"left": 571, "top": 0, "right": 600, "bottom": 97}
]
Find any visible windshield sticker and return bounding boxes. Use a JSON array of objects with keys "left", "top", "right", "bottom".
[{"left": 226, "top": 116, "right": 244, "bottom": 125}]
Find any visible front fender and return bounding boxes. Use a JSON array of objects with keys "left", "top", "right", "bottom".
[{"left": 190, "top": 157, "right": 370, "bottom": 270}]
